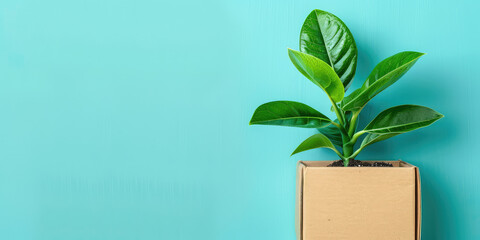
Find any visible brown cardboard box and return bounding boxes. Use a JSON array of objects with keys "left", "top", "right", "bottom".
[{"left": 296, "top": 160, "right": 421, "bottom": 240}]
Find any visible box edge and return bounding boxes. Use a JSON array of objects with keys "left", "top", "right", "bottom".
[
  {"left": 415, "top": 166, "right": 422, "bottom": 240},
  {"left": 295, "top": 161, "right": 306, "bottom": 240}
]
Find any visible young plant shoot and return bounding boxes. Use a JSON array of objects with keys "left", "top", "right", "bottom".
[{"left": 249, "top": 9, "right": 443, "bottom": 166}]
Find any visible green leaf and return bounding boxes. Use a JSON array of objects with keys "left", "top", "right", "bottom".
[
  {"left": 352, "top": 105, "right": 443, "bottom": 157},
  {"left": 317, "top": 122, "right": 343, "bottom": 147},
  {"left": 300, "top": 9, "right": 357, "bottom": 90},
  {"left": 359, "top": 132, "right": 400, "bottom": 150},
  {"left": 249, "top": 101, "right": 331, "bottom": 128},
  {"left": 341, "top": 51, "right": 425, "bottom": 111},
  {"left": 288, "top": 49, "right": 345, "bottom": 102},
  {"left": 363, "top": 105, "right": 443, "bottom": 134},
  {"left": 317, "top": 112, "right": 353, "bottom": 147},
  {"left": 291, "top": 133, "right": 339, "bottom": 156}
]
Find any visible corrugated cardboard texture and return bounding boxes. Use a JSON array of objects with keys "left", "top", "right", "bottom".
[{"left": 296, "top": 161, "right": 421, "bottom": 240}]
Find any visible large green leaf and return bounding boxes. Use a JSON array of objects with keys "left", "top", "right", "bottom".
[
  {"left": 288, "top": 49, "right": 345, "bottom": 102},
  {"left": 291, "top": 133, "right": 338, "bottom": 156},
  {"left": 353, "top": 105, "right": 443, "bottom": 156},
  {"left": 363, "top": 105, "right": 443, "bottom": 134},
  {"left": 300, "top": 9, "right": 357, "bottom": 90},
  {"left": 341, "top": 51, "right": 425, "bottom": 111},
  {"left": 249, "top": 101, "right": 331, "bottom": 128}
]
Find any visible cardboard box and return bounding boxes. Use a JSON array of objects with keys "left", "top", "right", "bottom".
[{"left": 296, "top": 160, "right": 421, "bottom": 240}]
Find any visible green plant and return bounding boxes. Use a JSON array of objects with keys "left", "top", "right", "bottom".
[{"left": 249, "top": 9, "right": 443, "bottom": 167}]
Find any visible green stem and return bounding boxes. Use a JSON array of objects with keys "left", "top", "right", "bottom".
[
  {"left": 342, "top": 142, "right": 354, "bottom": 167},
  {"left": 329, "top": 97, "right": 345, "bottom": 126},
  {"left": 332, "top": 148, "right": 346, "bottom": 161},
  {"left": 349, "top": 130, "right": 365, "bottom": 145},
  {"left": 349, "top": 147, "right": 364, "bottom": 160},
  {"left": 348, "top": 111, "right": 361, "bottom": 137},
  {"left": 347, "top": 131, "right": 368, "bottom": 160},
  {"left": 340, "top": 128, "right": 353, "bottom": 167},
  {"left": 340, "top": 131, "right": 366, "bottom": 164}
]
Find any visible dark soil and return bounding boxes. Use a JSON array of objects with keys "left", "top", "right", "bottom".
[{"left": 328, "top": 159, "right": 393, "bottom": 167}]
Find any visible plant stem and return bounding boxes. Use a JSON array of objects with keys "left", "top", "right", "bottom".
[
  {"left": 342, "top": 142, "right": 354, "bottom": 166},
  {"left": 332, "top": 148, "right": 346, "bottom": 161},
  {"left": 329, "top": 98, "right": 345, "bottom": 126},
  {"left": 328, "top": 97, "right": 353, "bottom": 167},
  {"left": 349, "top": 130, "right": 365, "bottom": 145},
  {"left": 340, "top": 128, "right": 353, "bottom": 167},
  {"left": 348, "top": 110, "right": 360, "bottom": 137},
  {"left": 340, "top": 131, "right": 365, "bottom": 166},
  {"left": 349, "top": 148, "right": 363, "bottom": 160}
]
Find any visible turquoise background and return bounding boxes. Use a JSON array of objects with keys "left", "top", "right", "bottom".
[{"left": 0, "top": 0, "right": 478, "bottom": 239}]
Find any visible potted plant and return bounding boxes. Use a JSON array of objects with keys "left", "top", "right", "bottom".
[{"left": 249, "top": 9, "right": 442, "bottom": 240}]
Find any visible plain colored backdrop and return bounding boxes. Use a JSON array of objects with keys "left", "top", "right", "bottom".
[{"left": 0, "top": 0, "right": 478, "bottom": 239}]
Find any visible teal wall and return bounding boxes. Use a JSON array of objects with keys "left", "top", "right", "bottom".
[{"left": 0, "top": 0, "right": 478, "bottom": 239}]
